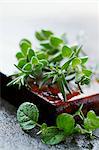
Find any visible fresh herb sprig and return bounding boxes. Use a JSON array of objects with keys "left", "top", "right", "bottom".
[
  {"left": 17, "top": 102, "right": 99, "bottom": 145},
  {"left": 8, "top": 30, "right": 92, "bottom": 101}
]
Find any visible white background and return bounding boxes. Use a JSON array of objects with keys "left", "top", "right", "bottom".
[{"left": 0, "top": 0, "right": 99, "bottom": 75}]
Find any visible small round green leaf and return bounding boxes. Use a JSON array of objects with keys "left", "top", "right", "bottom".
[
  {"left": 35, "top": 31, "right": 45, "bottom": 41},
  {"left": 37, "top": 52, "right": 47, "bottom": 60},
  {"left": 22, "top": 63, "right": 32, "bottom": 72},
  {"left": 87, "top": 110, "right": 97, "bottom": 119},
  {"left": 41, "top": 30, "right": 53, "bottom": 39},
  {"left": 56, "top": 113, "right": 75, "bottom": 135},
  {"left": 18, "top": 58, "right": 27, "bottom": 68},
  {"left": 27, "top": 48, "right": 35, "bottom": 61},
  {"left": 40, "top": 59, "right": 48, "bottom": 67},
  {"left": 81, "top": 76, "right": 90, "bottom": 85},
  {"left": 19, "top": 39, "right": 31, "bottom": 56},
  {"left": 50, "top": 36, "right": 63, "bottom": 47},
  {"left": 72, "top": 57, "right": 81, "bottom": 68},
  {"left": 80, "top": 56, "right": 88, "bottom": 64},
  {"left": 84, "top": 110, "right": 99, "bottom": 131},
  {"left": 17, "top": 102, "right": 39, "bottom": 130},
  {"left": 41, "top": 126, "right": 65, "bottom": 145},
  {"left": 16, "top": 52, "right": 24, "bottom": 60},
  {"left": 31, "top": 56, "right": 39, "bottom": 65},
  {"left": 62, "top": 46, "right": 72, "bottom": 57},
  {"left": 82, "top": 69, "right": 92, "bottom": 77}
]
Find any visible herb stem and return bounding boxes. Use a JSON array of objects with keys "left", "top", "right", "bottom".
[
  {"left": 77, "top": 83, "right": 83, "bottom": 93},
  {"left": 67, "top": 76, "right": 75, "bottom": 82},
  {"left": 36, "top": 123, "right": 41, "bottom": 128},
  {"left": 92, "top": 134, "right": 99, "bottom": 139}
]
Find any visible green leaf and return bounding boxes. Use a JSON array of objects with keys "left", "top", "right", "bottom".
[
  {"left": 7, "top": 75, "right": 23, "bottom": 87},
  {"left": 40, "top": 59, "right": 48, "bottom": 67},
  {"left": 50, "top": 36, "right": 63, "bottom": 47},
  {"left": 16, "top": 52, "right": 24, "bottom": 60},
  {"left": 84, "top": 110, "right": 99, "bottom": 131},
  {"left": 81, "top": 76, "right": 90, "bottom": 85},
  {"left": 42, "top": 30, "right": 53, "bottom": 39},
  {"left": 31, "top": 56, "right": 39, "bottom": 65},
  {"left": 50, "top": 52, "right": 62, "bottom": 63},
  {"left": 19, "top": 39, "right": 31, "bottom": 56},
  {"left": 62, "top": 57, "right": 75, "bottom": 70},
  {"left": 22, "top": 63, "right": 32, "bottom": 72},
  {"left": 35, "top": 31, "right": 45, "bottom": 41},
  {"left": 17, "top": 102, "right": 39, "bottom": 130},
  {"left": 27, "top": 48, "right": 35, "bottom": 61},
  {"left": 62, "top": 46, "right": 72, "bottom": 57},
  {"left": 37, "top": 52, "right": 47, "bottom": 60},
  {"left": 41, "top": 126, "right": 65, "bottom": 145},
  {"left": 52, "top": 74, "right": 58, "bottom": 84},
  {"left": 56, "top": 113, "right": 75, "bottom": 135},
  {"left": 47, "top": 48, "right": 59, "bottom": 55},
  {"left": 72, "top": 57, "right": 81, "bottom": 68},
  {"left": 82, "top": 69, "right": 92, "bottom": 77},
  {"left": 58, "top": 77, "right": 67, "bottom": 102},
  {"left": 62, "top": 74, "right": 71, "bottom": 94},
  {"left": 35, "top": 30, "right": 53, "bottom": 41},
  {"left": 40, "top": 43, "right": 52, "bottom": 49},
  {"left": 62, "top": 61, "right": 70, "bottom": 70},
  {"left": 80, "top": 56, "right": 88, "bottom": 64},
  {"left": 18, "top": 58, "right": 27, "bottom": 68}
]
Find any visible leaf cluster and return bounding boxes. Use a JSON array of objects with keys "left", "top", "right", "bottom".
[
  {"left": 8, "top": 29, "right": 92, "bottom": 101},
  {"left": 17, "top": 102, "right": 99, "bottom": 145}
]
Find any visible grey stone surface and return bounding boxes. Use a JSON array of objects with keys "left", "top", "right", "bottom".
[{"left": 0, "top": 98, "right": 99, "bottom": 150}]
